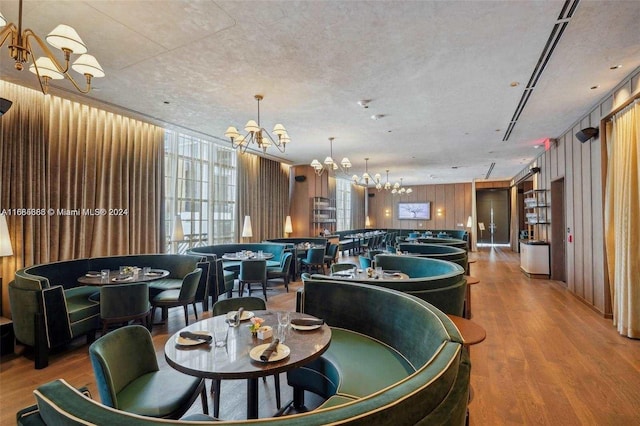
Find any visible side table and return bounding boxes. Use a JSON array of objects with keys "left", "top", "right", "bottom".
[{"left": 1, "top": 316, "right": 15, "bottom": 356}]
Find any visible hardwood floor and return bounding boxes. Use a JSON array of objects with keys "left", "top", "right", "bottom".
[{"left": 2, "top": 247, "right": 640, "bottom": 424}]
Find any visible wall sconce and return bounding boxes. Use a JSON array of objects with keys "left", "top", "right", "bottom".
[
  {"left": 242, "top": 216, "right": 253, "bottom": 240},
  {"left": 284, "top": 215, "right": 293, "bottom": 236},
  {"left": 384, "top": 209, "right": 390, "bottom": 217},
  {"left": 437, "top": 208, "right": 443, "bottom": 217}
]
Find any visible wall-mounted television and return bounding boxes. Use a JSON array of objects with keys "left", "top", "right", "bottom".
[{"left": 398, "top": 202, "right": 431, "bottom": 220}]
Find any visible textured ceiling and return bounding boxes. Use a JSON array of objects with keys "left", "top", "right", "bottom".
[{"left": 1, "top": 0, "right": 639, "bottom": 185}]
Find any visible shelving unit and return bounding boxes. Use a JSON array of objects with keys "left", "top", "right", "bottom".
[
  {"left": 520, "top": 189, "right": 550, "bottom": 278},
  {"left": 310, "top": 197, "right": 336, "bottom": 236},
  {"left": 524, "top": 189, "right": 550, "bottom": 241}
]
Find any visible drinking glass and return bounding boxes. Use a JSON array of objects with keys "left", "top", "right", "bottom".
[
  {"left": 277, "top": 311, "right": 290, "bottom": 328},
  {"left": 276, "top": 325, "right": 287, "bottom": 343},
  {"left": 213, "top": 324, "right": 228, "bottom": 347},
  {"left": 100, "top": 269, "right": 109, "bottom": 283},
  {"left": 375, "top": 266, "right": 383, "bottom": 278},
  {"left": 143, "top": 266, "right": 151, "bottom": 276},
  {"left": 228, "top": 311, "right": 241, "bottom": 328}
]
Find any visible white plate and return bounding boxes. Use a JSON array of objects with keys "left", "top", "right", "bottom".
[
  {"left": 249, "top": 343, "right": 290, "bottom": 362},
  {"left": 225, "top": 310, "right": 254, "bottom": 321},
  {"left": 145, "top": 271, "right": 164, "bottom": 277},
  {"left": 176, "top": 331, "right": 212, "bottom": 346},
  {"left": 85, "top": 272, "right": 101, "bottom": 277},
  {"left": 291, "top": 323, "right": 322, "bottom": 331}
]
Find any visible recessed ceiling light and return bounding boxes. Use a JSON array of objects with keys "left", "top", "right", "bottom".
[
  {"left": 495, "top": 129, "right": 501, "bottom": 132},
  {"left": 610, "top": 64, "right": 622, "bottom": 70},
  {"left": 357, "top": 100, "right": 370, "bottom": 108},
  {"left": 534, "top": 145, "right": 541, "bottom": 149},
  {"left": 510, "top": 81, "right": 520, "bottom": 87},
  {"left": 163, "top": 101, "right": 170, "bottom": 104},
  {"left": 371, "top": 114, "right": 384, "bottom": 120},
  {"left": 590, "top": 85, "right": 600, "bottom": 90}
]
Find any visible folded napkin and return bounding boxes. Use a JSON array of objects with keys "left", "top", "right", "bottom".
[
  {"left": 86, "top": 271, "right": 101, "bottom": 277},
  {"left": 290, "top": 318, "right": 324, "bottom": 327},
  {"left": 383, "top": 270, "right": 401, "bottom": 274},
  {"left": 260, "top": 339, "right": 280, "bottom": 361},
  {"left": 179, "top": 331, "right": 212, "bottom": 343},
  {"left": 235, "top": 307, "right": 244, "bottom": 323}
]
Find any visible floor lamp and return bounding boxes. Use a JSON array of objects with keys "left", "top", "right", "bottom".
[
  {"left": 171, "top": 214, "right": 184, "bottom": 253},
  {"left": 284, "top": 215, "right": 293, "bottom": 237},
  {"left": 242, "top": 216, "right": 253, "bottom": 242},
  {"left": 0, "top": 214, "right": 14, "bottom": 316}
]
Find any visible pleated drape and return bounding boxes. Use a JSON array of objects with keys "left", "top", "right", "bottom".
[
  {"left": 0, "top": 82, "right": 49, "bottom": 314},
  {"left": 236, "top": 153, "right": 290, "bottom": 242},
  {"left": 0, "top": 82, "right": 163, "bottom": 316},
  {"left": 605, "top": 100, "right": 640, "bottom": 338},
  {"left": 351, "top": 184, "right": 366, "bottom": 229}
]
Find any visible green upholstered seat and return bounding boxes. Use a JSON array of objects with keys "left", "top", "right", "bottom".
[
  {"left": 238, "top": 259, "right": 267, "bottom": 300},
  {"left": 88, "top": 325, "right": 207, "bottom": 419},
  {"left": 99, "top": 282, "right": 151, "bottom": 334},
  {"left": 330, "top": 262, "right": 357, "bottom": 274},
  {"left": 300, "top": 247, "right": 325, "bottom": 274},
  {"left": 267, "top": 252, "right": 293, "bottom": 292},
  {"left": 151, "top": 268, "right": 202, "bottom": 327}
]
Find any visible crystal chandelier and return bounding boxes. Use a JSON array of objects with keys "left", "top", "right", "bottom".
[
  {"left": 310, "top": 137, "right": 351, "bottom": 176},
  {"left": 391, "top": 178, "right": 413, "bottom": 195},
  {"left": 0, "top": 0, "right": 105, "bottom": 94},
  {"left": 352, "top": 158, "right": 381, "bottom": 186},
  {"left": 224, "top": 95, "right": 290, "bottom": 154}
]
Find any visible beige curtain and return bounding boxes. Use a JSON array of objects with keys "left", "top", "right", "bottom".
[
  {"left": 351, "top": 184, "right": 366, "bottom": 229},
  {"left": 46, "top": 97, "right": 164, "bottom": 258},
  {"left": 237, "top": 153, "right": 290, "bottom": 242},
  {"left": 605, "top": 100, "right": 640, "bottom": 338},
  {"left": 0, "top": 82, "right": 49, "bottom": 315},
  {"left": 0, "top": 82, "right": 163, "bottom": 316}
]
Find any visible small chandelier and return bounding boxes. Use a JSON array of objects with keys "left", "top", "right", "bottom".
[
  {"left": 310, "top": 137, "right": 351, "bottom": 176},
  {"left": 376, "top": 169, "right": 393, "bottom": 191},
  {"left": 0, "top": 0, "right": 105, "bottom": 94},
  {"left": 391, "top": 178, "right": 413, "bottom": 195},
  {"left": 224, "top": 94, "right": 290, "bottom": 154},
  {"left": 352, "top": 158, "right": 381, "bottom": 187}
]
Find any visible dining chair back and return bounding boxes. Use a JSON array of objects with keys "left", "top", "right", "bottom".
[
  {"left": 300, "top": 247, "right": 325, "bottom": 274},
  {"left": 359, "top": 255, "right": 372, "bottom": 269},
  {"left": 151, "top": 268, "right": 202, "bottom": 327},
  {"left": 238, "top": 259, "right": 268, "bottom": 300},
  {"left": 89, "top": 325, "right": 207, "bottom": 418},
  {"left": 323, "top": 244, "right": 339, "bottom": 269},
  {"left": 99, "top": 282, "right": 151, "bottom": 334},
  {"left": 267, "top": 252, "right": 293, "bottom": 292}
]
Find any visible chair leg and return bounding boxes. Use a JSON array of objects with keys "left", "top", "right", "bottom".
[
  {"left": 273, "top": 374, "right": 281, "bottom": 409},
  {"left": 211, "top": 379, "right": 221, "bottom": 418},
  {"left": 262, "top": 280, "right": 267, "bottom": 301},
  {"left": 193, "top": 302, "right": 198, "bottom": 321},
  {"left": 200, "top": 384, "right": 209, "bottom": 415},
  {"left": 238, "top": 281, "right": 244, "bottom": 297},
  {"left": 183, "top": 305, "right": 189, "bottom": 326}
]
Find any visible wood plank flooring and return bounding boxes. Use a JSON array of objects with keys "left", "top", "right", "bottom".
[{"left": 2, "top": 247, "right": 640, "bottom": 424}]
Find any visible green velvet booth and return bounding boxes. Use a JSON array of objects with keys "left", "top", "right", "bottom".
[
  {"left": 10, "top": 254, "right": 207, "bottom": 369},
  {"left": 397, "top": 242, "right": 468, "bottom": 271},
  {"left": 312, "top": 254, "right": 467, "bottom": 317},
  {"left": 17, "top": 282, "right": 470, "bottom": 426},
  {"left": 415, "top": 237, "right": 468, "bottom": 249}
]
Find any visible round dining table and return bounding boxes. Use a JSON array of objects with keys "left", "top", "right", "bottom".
[
  {"left": 164, "top": 310, "right": 331, "bottom": 419},
  {"left": 77, "top": 269, "right": 169, "bottom": 285}
]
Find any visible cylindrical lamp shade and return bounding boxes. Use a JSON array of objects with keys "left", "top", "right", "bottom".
[
  {"left": 0, "top": 214, "right": 13, "bottom": 256},
  {"left": 242, "top": 216, "right": 253, "bottom": 238},
  {"left": 466, "top": 216, "right": 473, "bottom": 228},
  {"left": 284, "top": 216, "right": 293, "bottom": 234},
  {"left": 171, "top": 215, "right": 184, "bottom": 241},
  {"left": 365, "top": 216, "right": 371, "bottom": 227}
]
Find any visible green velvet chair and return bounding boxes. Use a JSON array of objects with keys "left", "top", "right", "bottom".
[
  {"left": 238, "top": 259, "right": 267, "bottom": 300},
  {"left": 88, "top": 325, "right": 208, "bottom": 419},
  {"left": 267, "top": 252, "right": 293, "bottom": 292},
  {"left": 151, "top": 268, "right": 202, "bottom": 327},
  {"left": 300, "top": 247, "right": 325, "bottom": 274},
  {"left": 359, "top": 255, "right": 372, "bottom": 269},
  {"left": 99, "top": 282, "right": 151, "bottom": 334},
  {"left": 323, "top": 243, "right": 339, "bottom": 269},
  {"left": 210, "top": 297, "right": 280, "bottom": 417}
]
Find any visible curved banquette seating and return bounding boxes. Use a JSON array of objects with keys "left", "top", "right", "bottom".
[
  {"left": 264, "top": 237, "right": 328, "bottom": 248},
  {"left": 415, "top": 237, "right": 468, "bottom": 249},
  {"left": 312, "top": 254, "right": 467, "bottom": 316},
  {"left": 188, "top": 243, "right": 287, "bottom": 273},
  {"left": 9, "top": 254, "right": 206, "bottom": 369},
  {"left": 397, "top": 242, "right": 468, "bottom": 270},
  {"left": 18, "top": 280, "right": 470, "bottom": 426}
]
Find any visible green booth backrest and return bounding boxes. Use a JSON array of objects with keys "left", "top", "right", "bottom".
[
  {"left": 300, "top": 279, "right": 457, "bottom": 367},
  {"left": 89, "top": 254, "right": 203, "bottom": 279},
  {"left": 373, "top": 254, "right": 464, "bottom": 279},
  {"left": 397, "top": 243, "right": 468, "bottom": 270},
  {"left": 189, "top": 243, "right": 288, "bottom": 262}
]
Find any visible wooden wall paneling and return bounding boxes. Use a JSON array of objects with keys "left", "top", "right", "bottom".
[
  {"left": 444, "top": 184, "right": 455, "bottom": 229},
  {"left": 565, "top": 133, "right": 575, "bottom": 293},
  {"left": 613, "top": 80, "right": 634, "bottom": 110},
  {"left": 590, "top": 109, "right": 606, "bottom": 313},
  {"left": 572, "top": 124, "right": 585, "bottom": 299},
  {"left": 580, "top": 117, "right": 594, "bottom": 305},
  {"left": 435, "top": 185, "right": 446, "bottom": 228},
  {"left": 632, "top": 72, "right": 640, "bottom": 95},
  {"left": 425, "top": 185, "right": 436, "bottom": 229},
  {"left": 454, "top": 183, "right": 466, "bottom": 228}
]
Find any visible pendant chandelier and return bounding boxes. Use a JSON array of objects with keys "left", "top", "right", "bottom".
[
  {"left": 376, "top": 169, "right": 393, "bottom": 191},
  {"left": 224, "top": 95, "right": 290, "bottom": 154},
  {"left": 0, "top": 0, "right": 105, "bottom": 94},
  {"left": 392, "top": 178, "right": 413, "bottom": 195},
  {"left": 310, "top": 137, "right": 351, "bottom": 176},
  {"left": 352, "top": 158, "right": 381, "bottom": 186}
]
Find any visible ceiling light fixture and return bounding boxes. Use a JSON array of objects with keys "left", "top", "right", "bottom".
[
  {"left": 225, "top": 94, "right": 290, "bottom": 154},
  {"left": 310, "top": 137, "right": 351, "bottom": 176},
  {"left": 352, "top": 158, "right": 381, "bottom": 187},
  {"left": 0, "top": 0, "right": 105, "bottom": 94},
  {"left": 375, "top": 169, "right": 393, "bottom": 191},
  {"left": 391, "top": 178, "right": 412, "bottom": 196}
]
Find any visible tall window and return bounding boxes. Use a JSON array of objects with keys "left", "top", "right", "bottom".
[
  {"left": 164, "top": 130, "right": 236, "bottom": 253},
  {"left": 335, "top": 178, "right": 352, "bottom": 231}
]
